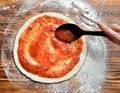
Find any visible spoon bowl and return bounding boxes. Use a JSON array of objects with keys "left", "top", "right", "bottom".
[{"left": 55, "top": 23, "right": 107, "bottom": 42}]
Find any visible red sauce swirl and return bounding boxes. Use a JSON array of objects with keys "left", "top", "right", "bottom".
[{"left": 17, "top": 15, "right": 82, "bottom": 78}]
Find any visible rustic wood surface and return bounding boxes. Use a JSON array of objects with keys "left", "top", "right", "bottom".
[{"left": 0, "top": 0, "right": 120, "bottom": 93}]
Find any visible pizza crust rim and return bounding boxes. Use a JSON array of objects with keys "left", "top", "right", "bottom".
[{"left": 13, "top": 12, "right": 87, "bottom": 83}]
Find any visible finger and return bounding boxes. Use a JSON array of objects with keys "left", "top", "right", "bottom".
[
  {"left": 111, "top": 24, "right": 120, "bottom": 32},
  {"left": 97, "top": 22, "right": 120, "bottom": 44}
]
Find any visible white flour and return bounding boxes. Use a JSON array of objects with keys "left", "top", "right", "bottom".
[{"left": 1, "top": 0, "right": 107, "bottom": 93}]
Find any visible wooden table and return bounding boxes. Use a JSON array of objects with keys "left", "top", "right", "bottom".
[{"left": 0, "top": 0, "right": 120, "bottom": 93}]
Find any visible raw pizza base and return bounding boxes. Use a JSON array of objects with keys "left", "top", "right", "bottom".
[{"left": 13, "top": 12, "right": 87, "bottom": 83}]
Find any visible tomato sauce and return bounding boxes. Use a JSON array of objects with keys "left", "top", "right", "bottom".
[
  {"left": 56, "top": 29, "right": 75, "bottom": 42},
  {"left": 17, "top": 15, "right": 83, "bottom": 78}
]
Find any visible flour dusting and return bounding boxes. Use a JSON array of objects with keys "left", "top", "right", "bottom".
[{"left": 1, "top": 0, "right": 107, "bottom": 93}]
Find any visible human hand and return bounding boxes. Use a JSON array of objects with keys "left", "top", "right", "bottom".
[{"left": 97, "top": 22, "right": 120, "bottom": 44}]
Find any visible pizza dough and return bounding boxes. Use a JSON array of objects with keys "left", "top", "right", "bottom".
[{"left": 13, "top": 12, "right": 87, "bottom": 83}]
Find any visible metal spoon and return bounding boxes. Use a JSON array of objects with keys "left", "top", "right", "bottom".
[{"left": 55, "top": 23, "right": 107, "bottom": 42}]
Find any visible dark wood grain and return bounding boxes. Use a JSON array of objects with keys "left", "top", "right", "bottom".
[{"left": 0, "top": 0, "right": 120, "bottom": 93}]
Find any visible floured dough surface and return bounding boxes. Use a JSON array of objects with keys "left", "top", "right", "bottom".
[{"left": 13, "top": 12, "right": 87, "bottom": 83}]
